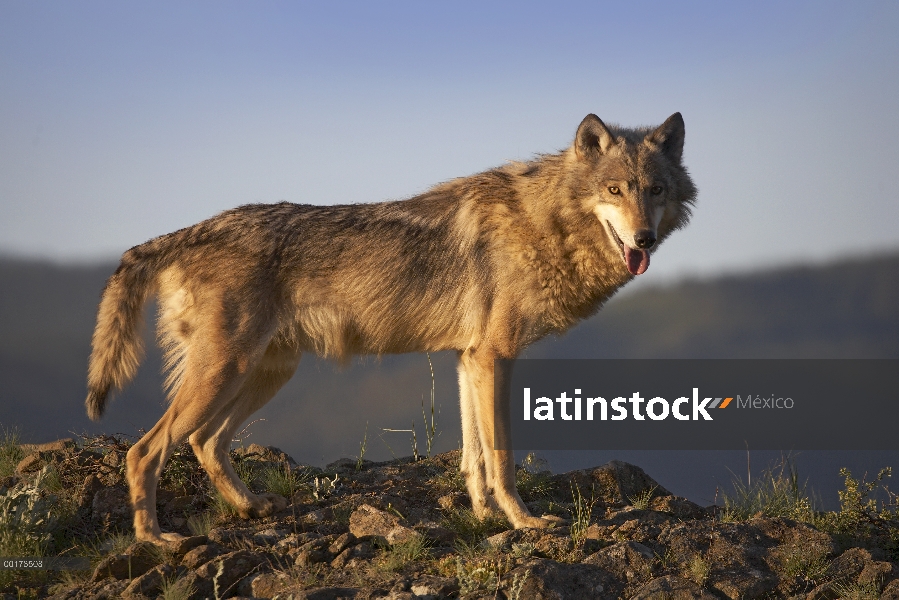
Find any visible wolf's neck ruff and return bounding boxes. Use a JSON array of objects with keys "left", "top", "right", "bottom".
[{"left": 85, "top": 112, "right": 696, "bottom": 544}]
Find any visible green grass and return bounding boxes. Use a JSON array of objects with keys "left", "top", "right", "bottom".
[
  {"left": 260, "top": 462, "right": 311, "bottom": 498},
  {"left": 516, "top": 453, "right": 555, "bottom": 502},
  {"left": 186, "top": 511, "right": 217, "bottom": 537},
  {"left": 720, "top": 459, "right": 815, "bottom": 523},
  {"left": 569, "top": 483, "right": 597, "bottom": 547},
  {"left": 628, "top": 485, "right": 657, "bottom": 510},
  {"left": 378, "top": 535, "right": 432, "bottom": 572},
  {"left": 0, "top": 426, "right": 26, "bottom": 478},
  {"left": 440, "top": 507, "right": 509, "bottom": 546}
]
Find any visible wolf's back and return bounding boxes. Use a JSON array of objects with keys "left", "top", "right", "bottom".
[{"left": 85, "top": 245, "right": 163, "bottom": 420}]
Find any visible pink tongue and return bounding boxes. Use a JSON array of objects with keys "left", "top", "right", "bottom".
[{"left": 624, "top": 246, "right": 650, "bottom": 275}]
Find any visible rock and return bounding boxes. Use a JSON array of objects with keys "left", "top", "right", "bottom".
[
  {"left": 15, "top": 452, "right": 42, "bottom": 475},
  {"left": 631, "top": 575, "right": 719, "bottom": 600},
  {"left": 235, "top": 443, "right": 297, "bottom": 465},
  {"left": 163, "top": 495, "right": 194, "bottom": 512},
  {"left": 418, "top": 524, "right": 456, "bottom": 546},
  {"left": 194, "top": 549, "right": 268, "bottom": 598},
  {"left": 328, "top": 532, "right": 357, "bottom": 556},
  {"left": 436, "top": 493, "right": 462, "bottom": 510},
  {"left": 650, "top": 495, "right": 708, "bottom": 519},
  {"left": 180, "top": 543, "right": 227, "bottom": 570},
  {"left": 348, "top": 503, "right": 417, "bottom": 545},
  {"left": 858, "top": 560, "right": 897, "bottom": 586},
  {"left": 90, "top": 486, "right": 131, "bottom": 528},
  {"left": 583, "top": 541, "right": 655, "bottom": 583},
  {"left": 828, "top": 547, "right": 872, "bottom": 581},
  {"left": 566, "top": 460, "right": 671, "bottom": 506},
  {"left": 90, "top": 542, "right": 160, "bottom": 582},
  {"left": 295, "top": 588, "right": 362, "bottom": 599},
  {"left": 295, "top": 537, "right": 336, "bottom": 566},
  {"left": 330, "top": 541, "right": 375, "bottom": 568},
  {"left": 506, "top": 558, "right": 621, "bottom": 599},
  {"left": 882, "top": 579, "right": 899, "bottom": 600},
  {"left": 21, "top": 438, "right": 75, "bottom": 453},
  {"left": 170, "top": 534, "right": 208, "bottom": 556},
  {"left": 121, "top": 563, "right": 178, "bottom": 597},
  {"left": 246, "top": 572, "right": 291, "bottom": 598},
  {"left": 100, "top": 451, "right": 121, "bottom": 469},
  {"left": 326, "top": 457, "right": 358, "bottom": 472},
  {"left": 409, "top": 575, "right": 459, "bottom": 599}
]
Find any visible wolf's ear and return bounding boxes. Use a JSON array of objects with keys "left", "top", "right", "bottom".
[
  {"left": 645, "top": 112, "right": 685, "bottom": 163},
  {"left": 575, "top": 114, "right": 615, "bottom": 159}
]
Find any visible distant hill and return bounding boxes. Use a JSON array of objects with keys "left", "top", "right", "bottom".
[{"left": 1, "top": 252, "right": 898, "bottom": 469}]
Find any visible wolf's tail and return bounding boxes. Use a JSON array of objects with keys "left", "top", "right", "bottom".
[{"left": 86, "top": 246, "right": 161, "bottom": 421}]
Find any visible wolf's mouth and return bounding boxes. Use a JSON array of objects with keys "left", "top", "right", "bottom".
[{"left": 606, "top": 222, "right": 650, "bottom": 276}]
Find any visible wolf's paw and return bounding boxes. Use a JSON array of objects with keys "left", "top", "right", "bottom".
[
  {"left": 246, "top": 493, "right": 288, "bottom": 518},
  {"left": 136, "top": 531, "right": 186, "bottom": 546},
  {"left": 514, "top": 515, "right": 563, "bottom": 529}
]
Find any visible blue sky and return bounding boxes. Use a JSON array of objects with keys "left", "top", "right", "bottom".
[{"left": 2, "top": 1, "right": 898, "bottom": 281}]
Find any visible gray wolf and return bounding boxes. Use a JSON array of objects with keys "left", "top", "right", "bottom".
[{"left": 86, "top": 113, "right": 696, "bottom": 543}]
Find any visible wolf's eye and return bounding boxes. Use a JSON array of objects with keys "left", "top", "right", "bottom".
[
  {"left": 608, "top": 186, "right": 620, "bottom": 195},
  {"left": 650, "top": 185, "right": 664, "bottom": 195}
]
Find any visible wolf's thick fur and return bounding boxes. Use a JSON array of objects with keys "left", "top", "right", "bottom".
[{"left": 87, "top": 113, "right": 696, "bottom": 543}]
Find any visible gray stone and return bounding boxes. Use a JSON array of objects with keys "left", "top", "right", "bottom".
[
  {"left": 121, "top": 563, "right": 178, "bottom": 597},
  {"left": 631, "top": 575, "right": 719, "bottom": 600},
  {"left": 180, "top": 542, "right": 227, "bottom": 570},
  {"left": 90, "top": 542, "right": 160, "bottom": 582},
  {"left": 506, "top": 558, "right": 621, "bottom": 599},
  {"left": 14, "top": 453, "right": 42, "bottom": 475}
]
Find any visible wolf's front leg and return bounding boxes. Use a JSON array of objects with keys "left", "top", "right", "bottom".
[
  {"left": 459, "top": 350, "right": 552, "bottom": 529},
  {"left": 457, "top": 355, "right": 500, "bottom": 517}
]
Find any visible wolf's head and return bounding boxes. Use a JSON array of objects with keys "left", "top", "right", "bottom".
[{"left": 572, "top": 112, "right": 696, "bottom": 275}]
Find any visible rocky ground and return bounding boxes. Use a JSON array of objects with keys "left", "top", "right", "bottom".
[{"left": 2, "top": 434, "right": 899, "bottom": 599}]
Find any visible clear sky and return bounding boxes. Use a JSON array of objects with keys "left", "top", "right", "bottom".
[{"left": 2, "top": 1, "right": 898, "bottom": 281}]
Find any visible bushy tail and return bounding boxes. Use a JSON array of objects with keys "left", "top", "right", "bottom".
[{"left": 86, "top": 251, "right": 158, "bottom": 420}]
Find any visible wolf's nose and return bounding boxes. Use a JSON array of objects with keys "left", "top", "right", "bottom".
[{"left": 634, "top": 230, "right": 656, "bottom": 249}]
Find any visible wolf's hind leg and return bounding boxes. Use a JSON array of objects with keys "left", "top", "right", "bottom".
[
  {"left": 127, "top": 352, "right": 259, "bottom": 543},
  {"left": 188, "top": 342, "right": 300, "bottom": 520}
]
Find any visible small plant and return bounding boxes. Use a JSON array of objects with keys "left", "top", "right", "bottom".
[
  {"left": 510, "top": 541, "right": 536, "bottom": 559},
  {"left": 457, "top": 560, "right": 499, "bottom": 597},
  {"left": 210, "top": 489, "right": 238, "bottom": 518},
  {"left": 776, "top": 541, "right": 828, "bottom": 584},
  {"left": 0, "top": 426, "right": 25, "bottom": 478},
  {"left": 0, "top": 467, "right": 58, "bottom": 587},
  {"left": 421, "top": 353, "right": 440, "bottom": 459},
  {"left": 440, "top": 507, "right": 509, "bottom": 546},
  {"left": 686, "top": 554, "right": 710, "bottom": 587},
  {"left": 506, "top": 569, "right": 531, "bottom": 600},
  {"left": 836, "top": 466, "right": 892, "bottom": 528},
  {"left": 261, "top": 462, "right": 309, "bottom": 498},
  {"left": 629, "top": 485, "right": 658, "bottom": 510},
  {"left": 378, "top": 534, "right": 431, "bottom": 572},
  {"left": 97, "top": 530, "right": 136, "bottom": 555},
  {"left": 828, "top": 579, "right": 882, "bottom": 600},
  {"left": 186, "top": 512, "right": 217, "bottom": 537},
  {"left": 720, "top": 458, "right": 814, "bottom": 523},
  {"left": 569, "top": 483, "right": 597, "bottom": 547},
  {"left": 516, "top": 453, "right": 555, "bottom": 502},
  {"left": 312, "top": 473, "right": 339, "bottom": 500},
  {"left": 160, "top": 573, "right": 197, "bottom": 600},
  {"left": 355, "top": 423, "right": 368, "bottom": 471},
  {"left": 454, "top": 542, "right": 512, "bottom": 598}
]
